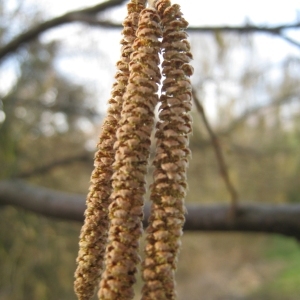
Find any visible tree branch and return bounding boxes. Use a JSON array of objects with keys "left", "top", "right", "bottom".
[
  {"left": 187, "top": 22, "right": 300, "bottom": 32},
  {"left": 16, "top": 153, "right": 92, "bottom": 179},
  {"left": 56, "top": 16, "right": 300, "bottom": 35},
  {"left": 278, "top": 33, "right": 300, "bottom": 49},
  {"left": 192, "top": 89, "right": 239, "bottom": 218},
  {"left": 62, "top": 18, "right": 300, "bottom": 49},
  {"left": 1, "top": 7, "right": 300, "bottom": 62},
  {"left": 1, "top": 180, "right": 300, "bottom": 240},
  {"left": 218, "top": 89, "right": 300, "bottom": 137},
  {"left": 0, "top": 180, "right": 85, "bottom": 221},
  {"left": 189, "top": 23, "right": 300, "bottom": 49},
  {"left": 0, "top": 0, "right": 127, "bottom": 61}
]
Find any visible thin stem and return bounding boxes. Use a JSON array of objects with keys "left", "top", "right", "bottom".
[{"left": 192, "top": 88, "right": 239, "bottom": 219}]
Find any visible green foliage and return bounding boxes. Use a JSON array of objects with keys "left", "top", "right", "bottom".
[
  {"left": 249, "top": 236, "right": 300, "bottom": 299},
  {"left": 0, "top": 206, "right": 81, "bottom": 300}
]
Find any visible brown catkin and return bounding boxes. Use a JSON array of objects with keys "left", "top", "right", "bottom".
[
  {"left": 74, "top": 1, "right": 146, "bottom": 300},
  {"left": 97, "top": 7, "right": 162, "bottom": 300},
  {"left": 141, "top": 1, "right": 193, "bottom": 299}
]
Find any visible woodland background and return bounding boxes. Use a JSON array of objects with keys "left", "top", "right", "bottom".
[{"left": 0, "top": 0, "right": 300, "bottom": 299}]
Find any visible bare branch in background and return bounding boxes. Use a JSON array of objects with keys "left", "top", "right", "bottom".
[
  {"left": 218, "top": 89, "right": 300, "bottom": 137},
  {"left": 279, "top": 33, "right": 300, "bottom": 49},
  {"left": 0, "top": 0, "right": 127, "bottom": 61},
  {"left": 190, "top": 89, "right": 300, "bottom": 157},
  {"left": 64, "top": 17, "right": 300, "bottom": 50},
  {"left": 189, "top": 22, "right": 300, "bottom": 32},
  {"left": 1, "top": 180, "right": 300, "bottom": 240},
  {"left": 1, "top": 3, "right": 299, "bottom": 62},
  {"left": 192, "top": 89, "right": 239, "bottom": 218},
  {"left": 15, "top": 153, "right": 93, "bottom": 179},
  {"left": 187, "top": 22, "right": 300, "bottom": 49}
]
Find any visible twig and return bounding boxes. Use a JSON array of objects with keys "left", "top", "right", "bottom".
[
  {"left": 0, "top": 0, "right": 127, "bottom": 61},
  {"left": 68, "top": 18, "right": 300, "bottom": 49},
  {"left": 277, "top": 33, "right": 300, "bottom": 49},
  {"left": 1, "top": 13, "right": 300, "bottom": 62},
  {"left": 187, "top": 22, "right": 300, "bottom": 33},
  {"left": 15, "top": 153, "right": 92, "bottom": 179},
  {"left": 192, "top": 88, "right": 239, "bottom": 219},
  {"left": 218, "top": 89, "right": 300, "bottom": 137}
]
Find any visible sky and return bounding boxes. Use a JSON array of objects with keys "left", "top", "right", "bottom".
[
  {"left": 17, "top": 0, "right": 300, "bottom": 49},
  {"left": 29, "top": 0, "right": 300, "bottom": 26}
]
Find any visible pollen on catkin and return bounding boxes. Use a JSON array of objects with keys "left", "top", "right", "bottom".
[
  {"left": 74, "top": 1, "right": 146, "bottom": 300},
  {"left": 141, "top": 1, "right": 193, "bottom": 299},
  {"left": 97, "top": 7, "right": 162, "bottom": 300}
]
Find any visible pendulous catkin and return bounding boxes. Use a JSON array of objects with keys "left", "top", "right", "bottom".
[
  {"left": 74, "top": 1, "right": 146, "bottom": 299},
  {"left": 97, "top": 7, "right": 162, "bottom": 300},
  {"left": 75, "top": 1, "right": 193, "bottom": 299},
  {"left": 141, "top": 1, "right": 193, "bottom": 299}
]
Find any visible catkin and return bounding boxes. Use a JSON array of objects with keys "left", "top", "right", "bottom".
[
  {"left": 74, "top": 1, "right": 146, "bottom": 299},
  {"left": 98, "top": 7, "right": 162, "bottom": 300},
  {"left": 75, "top": 1, "right": 194, "bottom": 299},
  {"left": 141, "top": 1, "right": 193, "bottom": 299}
]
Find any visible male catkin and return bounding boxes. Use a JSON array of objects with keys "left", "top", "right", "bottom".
[
  {"left": 74, "top": 1, "right": 193, "bottom": 299},
  {"left": 74, "top": 1, "right": 146, "bottom": 299},
  {"left": 98, "top": 6, "right": 162, "bottom": 300},
  {"left": 141, "top": 1, "right": 193, "bottom": 299}
]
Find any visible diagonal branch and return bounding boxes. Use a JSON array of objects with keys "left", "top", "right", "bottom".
[
  {"left": 0, "top": 0, "right": 127, "bottom": 61},
  {"left": 275, "top": 33, "right": 300, "bottom": 49},
  {"left": 192, "top": 89, "right": 239, "bottom": 218},
  {"left": 15, "top": 153, "right": 93, "bottom": 179},
  {"left": 1, "top": 180, "right": 300, "bottom": 240},
  {"left": 218, "top": 90, "right": 300, "bottom": 137}
]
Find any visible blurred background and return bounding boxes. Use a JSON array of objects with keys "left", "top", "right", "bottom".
[{"left": 0, "top": 0, "right": 300, "bottom": 299}]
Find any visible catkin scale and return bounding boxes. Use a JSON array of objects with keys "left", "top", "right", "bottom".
[
  {"left": 74, "top": 1, "right": 146, "bottom": 300},
  {"left": 75, "top": 1, "right": 193, "bottom": 300},
  {"left": 141, "top": 1, "right": 193, "bottom": 299},
  {"left": 97, "top": 7, "right": 162, "bottom": 300}
]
